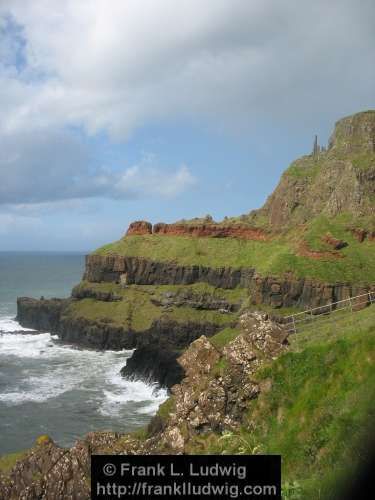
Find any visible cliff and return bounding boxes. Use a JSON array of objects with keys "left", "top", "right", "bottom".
[
  {"left": 15, "top": 111, "right": 375, "bottom": 387},
  {"left": 2, "top": 306, "right": 374, "bottom": 499},
  {"left": 250, "top": 110, "right": 375, "bottom": 228},
  {"left": 4, "top": 110, "right": 375, "bottom": 499}
]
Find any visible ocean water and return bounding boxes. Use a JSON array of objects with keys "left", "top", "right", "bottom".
[{"left": 0, "top": 252, "right": 167, "bottom": 455}]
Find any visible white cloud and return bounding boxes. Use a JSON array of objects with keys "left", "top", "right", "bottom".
[
  {"left": 0, "top": 212, "right": 42, "bottom": 235},
  {"left": 0, "top": 126, "right": 196, "bottom": 204},
  {"left": 1, "top": 0, "right": 374, "bottom": 139},
  {"left": 0, "top": 0, "right": 374, "bottom": 208},
  {"left": 114, "top": 164, "right": 196, "bottom": 198}
]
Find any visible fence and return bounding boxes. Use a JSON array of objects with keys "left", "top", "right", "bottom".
[{"left": 284, "top": 291, "right": 375, "bottom": 334}]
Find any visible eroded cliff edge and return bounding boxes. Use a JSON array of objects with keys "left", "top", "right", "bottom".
[
  {"left": 4, "top": 110, "right": 375, "bottom": 500},
  {"left": 16, "top": 111, "right": 375, "bottom": 388}
]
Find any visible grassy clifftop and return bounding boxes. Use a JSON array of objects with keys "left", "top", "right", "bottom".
[
  {"left": 93, "top": 112, "right": 375, "bottom": 285},
  {"left": 95, "top": 214, "right": 375, "bottom": 283},
  {"left": 67, "top": 282, "right": 243, "bottom": 332}
]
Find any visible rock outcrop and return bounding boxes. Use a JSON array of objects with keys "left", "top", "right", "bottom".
[
  {"left": 125, "top": 220, "right": 269, "bottom": 240},
  {"left": 350, "top": 227, "right": 375, "bottom": 242},
  {"left": 150, "top": 312, "right": 288, "bottom": 452},
  {"left": 0, "top": 312, "right": 289, "bottom": 500},
  {"left": 150, "top": 288, "right": 238, "bottom": 312},
  {"left": 250, "top": 273, "right": 373, "bottom": 310},
  {"left": 0, "top": 435, "right": 92, "bottom": 500},
  {"left": 250, "top": 110, "right": 375, "bottom": 228},
  {"left": 152, "top": 222, "right": 268, "bottom": 240},
  {"left": 82, "top": 254, "right": 374, "bottom": 310},
  {"left": 126, "top": 220, "right": 153, "bottom": 235},
  {"left": 83, "top": 254, "right": 255, "bottom": 289},
  {"left": 321, "top": 233, "right": 348, "bottom": 250},
  {"left": 16, "top": 297, "right": 68, "bottom": 332},
  {"left": 16, "top": 297, "right": 223, "bottom": 387}
]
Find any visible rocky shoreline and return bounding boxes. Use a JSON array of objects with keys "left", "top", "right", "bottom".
[
  {"left": 0, "top": 312, "right": 290, "bottom": 499},
  {"left": 16, "top": 250, "right": 374, "bottom": 389},
  {"left": 16, "top": 296, "right": 223, "bottom": 388}
]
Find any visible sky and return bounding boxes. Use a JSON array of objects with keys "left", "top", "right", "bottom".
[{"left": 0, "top": 0, "right": 374, "bottom": 251}]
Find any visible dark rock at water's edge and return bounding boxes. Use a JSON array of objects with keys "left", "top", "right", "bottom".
[
  {"left": 121, "top": 318, "right": 220, "bottom": 388},
  {"left": 16, "top": 297, "right": 69, "bottom": 332},
  {"left": 121, "top": 348, "right": 184, "bottom": 388},
  {"left": 16, "top": 297, "right": 221, "bottom": 388}
]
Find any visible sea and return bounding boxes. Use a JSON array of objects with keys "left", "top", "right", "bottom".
[{"left": 0, "top": 252, "right": 167, "bottom": 455}]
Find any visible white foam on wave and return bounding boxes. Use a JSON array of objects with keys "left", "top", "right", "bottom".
[
  {"left": 0, "top": 317, "right": 36, "bottom": 333},
  {"left": 0, "top": 326, "right": 167, "bottom": 416},
  {"left": 0, "top": 331, "right": 55, "bottom": 359},
  {"left": 99, "top": 360, "right": 168, "bottom": 417}
]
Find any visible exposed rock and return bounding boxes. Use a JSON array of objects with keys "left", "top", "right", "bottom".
[
  {"left": 322, "top": 233, "right": 348, "bottom": 250},
  {"left": 16, "top": 297, "right": 68, "bottom": 332},
  {"left": 328, "top": 110, "right": 375, "bottom": 154},
  {"left": 152, "top": 222, "right": 268, "bottom": 240},
  {"left": 17, "top": 297, "right": 222, "bottom": 387},
  {"left": 71, "top": 284, "right": 122, "bottom": 301},
  {"left": 83, "top": 255, "right": 374, "bottom": 310},
  {"left": 126, "top": 220, "right": 153, "bottom": 235},
  {"left": 250, "top": 273, "right": 375, "bottom": 310},
  {"left": 250, "top": 110, "right": 375, "bottom": 228},
  {"left": 350, "top": 227, "right": 375, "bottom": 242},
  {"left": 0, "top": 436, "right": 90, "bottom": 500},
  {"left": 120, "top": 319, "right": 221, "bottom": 387},
  {"left": 84, "top": 254, "right": 255, "bottom": 289},
  {"left": 146, "top": 312, "right": 289, "bottom": 447},
  {"left": 121, "top": 346, "right": 185, "bottom": 388},
  {"left": 150, "top": 288, "right": 238, "bottom": 312},
  {"left": 298, "top": 240, "right": 344, "bottom": 259}
]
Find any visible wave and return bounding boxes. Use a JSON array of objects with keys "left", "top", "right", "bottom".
[
  {"left": 99, "top": 360, "right": 168, "bottom": 417},
  {"left": 0, "top": 318, "right": 168, "bottom": 417},
  {"left": 0, "top": 316, "right": 36, "bottom": 333}
]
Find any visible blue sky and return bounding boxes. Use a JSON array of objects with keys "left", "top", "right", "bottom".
[{"left": 0, "top": 1, "right": 374, "bottom": 251}]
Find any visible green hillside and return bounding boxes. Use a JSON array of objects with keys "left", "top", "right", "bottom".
[
  {"left": 95, "top": 214, "right": 375, "bottom": 283},
  {"left": 187, "top": 306, "right": 375, "bottom": 499}
]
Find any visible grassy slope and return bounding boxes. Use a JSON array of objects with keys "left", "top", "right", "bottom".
[
  {"left": 66, "top": 282, "right": 244, "bottom": 331},
  {"left": 0, "top": 451, "right": 27, "bottom": 476},
  {"left": 185, "top": 306, "right": 375, "bottom": 499},
  {"left": 94, "top": 214, "right": 375, "bottom": 283}
]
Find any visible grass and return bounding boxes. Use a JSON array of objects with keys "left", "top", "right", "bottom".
[
  {"left": 94, "top": 221, "right": 375, "bottom": 283},
  {"left": 67, "top": 283, "right": 237, "bottom": 331},
  {"left": 156, "top": 396, "right": 176, "bottom": 422},
  {"left": 185, "top": 306, "right": 375, "bottom": 499},
  {"left": 95, "top": 234, "right": 290, "bottom": 272},
  {"left": 352, "top": 152, "right": 375, "bottom": 171},
  {"left": 0, "top": 450, "right": 28, "bottom": 475},
  {"left": 76, "top": 281, "right": 247, "bottom": 305},
  {"left": 289, "top": 305, "right": 375, "bottom": 352},
  {"left": 209, "top": 327, "right": 242, "bottom": 349},
  {"left": 284, "top": 157, "right": 324, "bottom": 180}
]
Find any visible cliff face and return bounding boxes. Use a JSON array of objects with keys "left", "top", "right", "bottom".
[
  {"left": 16, "top": 111, "right": 375, "bottom": 392},
  {"left": 5, "top": 110, "right": 375, "bottom": 500},
  {"left": 250, "top": 110, "right": 375, "bottom": 228},
  {"left": 17, "top": 295, "right": 223, "bottom": 387},
  {"left": 84, "top": 254, "right": 255, "bottom": 288},
  {"left": 0, "top": 312, "right": 289, "bottom": 499},
  {"left": 83, "top": 254, "right": 374, "bottom": 309},
  {"left": 16, "top": 297, "right": 68, "bottom": 331}
]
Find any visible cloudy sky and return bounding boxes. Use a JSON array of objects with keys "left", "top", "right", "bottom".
[{"left": 0, "top": 0, "right": 374, "bottom": 251}]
